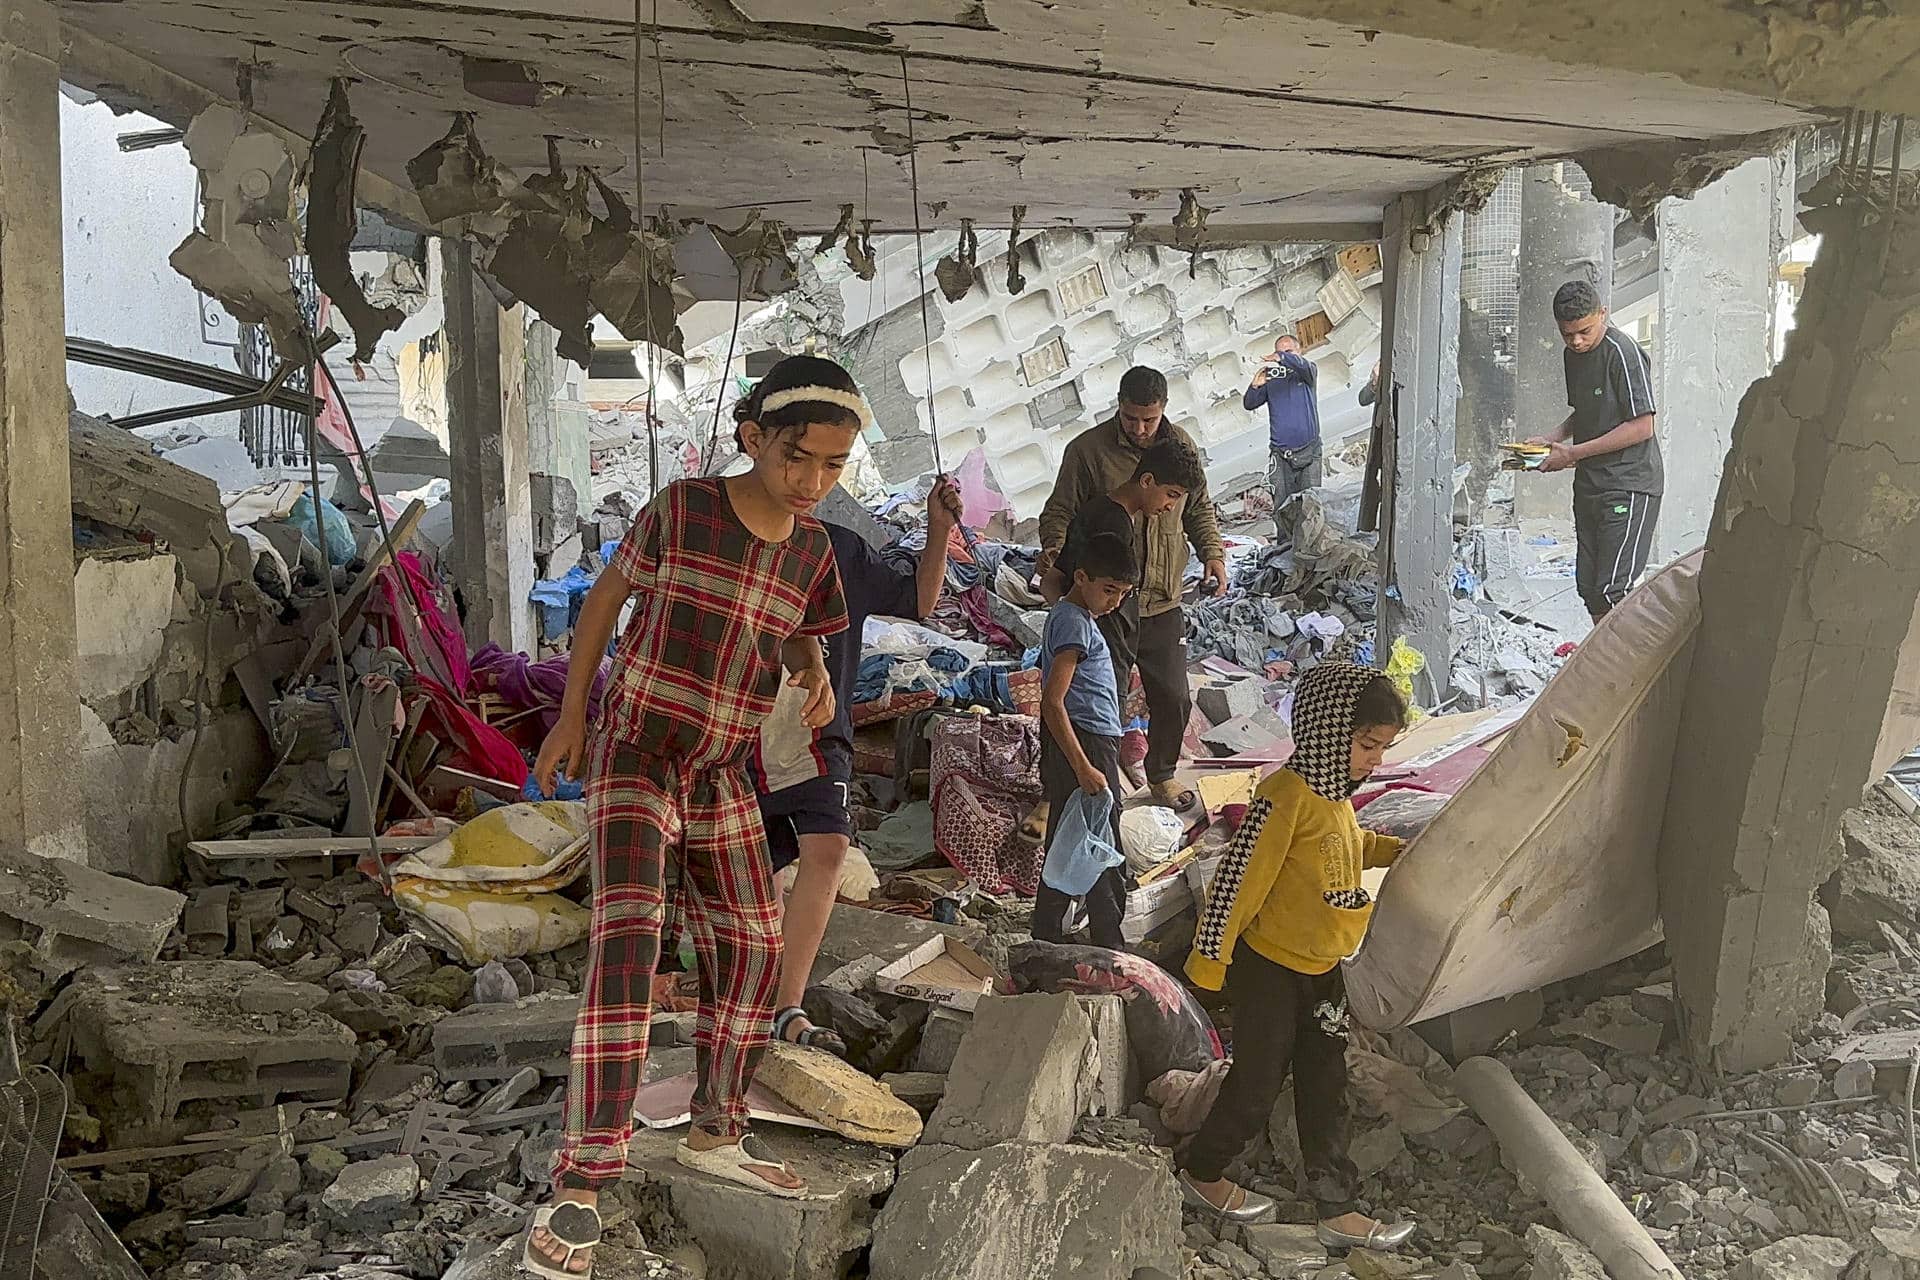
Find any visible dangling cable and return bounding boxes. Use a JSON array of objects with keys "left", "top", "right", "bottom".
[
  {"left": 900, "top": 55, "right": 943, "bottom": 480},
  {"left": 704, "top": 264, "right": 746, "bottom": 475}
]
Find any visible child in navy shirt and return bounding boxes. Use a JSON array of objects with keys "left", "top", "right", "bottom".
[{"left": 1034, "top": 531, "right": 1138, "bottom": 949}]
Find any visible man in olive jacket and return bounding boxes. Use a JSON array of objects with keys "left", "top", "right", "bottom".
[{"left": 1038, "top": 365, "right": 1227, "bottom": 813}]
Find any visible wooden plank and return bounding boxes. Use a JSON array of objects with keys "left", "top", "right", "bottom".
[
  {"left": 344, "top": 682, "right": 402, "bottom": 837},
  {"left": 290, "top": 499, "right": 427, "bottom": 684},
  {"left": 426, "top": 765, "right": 523, "bottom": 803},
  {"left": 186, "top": 835, "right": 442, "bottom": 861}
]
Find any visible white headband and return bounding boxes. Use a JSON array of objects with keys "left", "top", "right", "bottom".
[{"left": 757, "top": 385, "right": 875, "bottom": 432}]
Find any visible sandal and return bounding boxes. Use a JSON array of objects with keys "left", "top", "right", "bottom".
[
  {"left": 1149, "top": 780, "right": 1199, "bottom": 814},
  {"left": 523, "top": 1200, "right": 602, "bottom": 1279},
  {"left": 675, "top": 1134, "right": 809, "bottom": 1198},
  {"left": 1018, "top": 801, "right": 1049, "bottom": 844},
  {"left": 774, "top": 1006, "right": 848, "bottom": 1058}
]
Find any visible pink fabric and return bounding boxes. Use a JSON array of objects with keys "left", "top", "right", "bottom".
[
  {"left": 411, "top": 673, "right": 529, "bottom": 786},
  {"left": 370, "top": 552, "right": 472, "bottom": 694}
]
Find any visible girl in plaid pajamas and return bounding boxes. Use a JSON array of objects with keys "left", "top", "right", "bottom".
[{"left": 524, "top": 356, "right": 867, "bottom": 1277}]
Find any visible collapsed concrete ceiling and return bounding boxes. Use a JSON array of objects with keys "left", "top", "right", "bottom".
[{"left": 58, "top": 0, "right": 1823, "bottom": 237}]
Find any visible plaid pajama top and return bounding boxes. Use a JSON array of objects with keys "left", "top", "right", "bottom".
[{"left": 598, "top": 478, "right": 848, "bottom": 768}]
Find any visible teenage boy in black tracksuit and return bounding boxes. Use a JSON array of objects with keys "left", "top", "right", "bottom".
[{"left": 1527, "top": 279, "right": 1662, "bottom": 622}]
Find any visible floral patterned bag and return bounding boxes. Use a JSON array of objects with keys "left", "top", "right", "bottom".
[{"left": 930, "top": 713, "right": 1044, "bottom": 895}]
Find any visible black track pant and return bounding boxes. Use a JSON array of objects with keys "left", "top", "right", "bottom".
[
  {"left": 1182, "top": 943, "right": 1357, "bottom": 1217},
  {"left": 1574, "top": 489, "right": 1660, "bottom": 621},
  {"left": 1034, "top": 722, "right": 1129, "bottom": 951}
]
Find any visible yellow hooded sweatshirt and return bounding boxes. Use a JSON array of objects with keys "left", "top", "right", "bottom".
[{"left": 1185, "top": 662, "right": 1404, "bottom": 990}]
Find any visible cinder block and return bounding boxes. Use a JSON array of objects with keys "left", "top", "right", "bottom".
[
  {"left": 0, "top": 844, "right": 185, "bottom": 976},
  {"left": 432, "top": 994, "right": 581, "bottom": 1081},
  {"left": 58, "top": 961, "right": 353, "bottom": 1126}
]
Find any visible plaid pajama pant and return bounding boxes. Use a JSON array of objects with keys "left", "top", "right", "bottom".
[{"left": 551, "top": 736, "right": 784, "bottom": 1192}]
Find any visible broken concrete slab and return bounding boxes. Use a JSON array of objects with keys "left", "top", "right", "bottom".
[
  {"left": 54, "top": 960, "right": 353, "bottom": 1127},
  {"left": 1243, "top": 1223, "right": 1328, "bottom": 1273},
  {"left": 0, "top": 841, "right": 185, "bottom": 975},
  {"left": 1199, "top": 712, "right": 1288, "bottom": 757},
  {"left": 431, "top": 992, "right": 580, "bottom": 1080},
  {"left": 808, "top": 903, "right": 980, "bottom": 987},
  {"left": 869, "top": 1141, "right": 1180, "bottom": 1280},
  {"left": 1734, "top": 1236, "right": 1857, "bottom": 1280},
  {"left": 924, "top": 993, "right": 1096, "bottom": 1150},
  {"left": 880, "top": 1072, "right": 948, "bottom": 1112},
  {"left": 618, "top": 1125, "right": 896, "bottom": 1280},
  {"left": 754, "top": 1042, "right": 922, "bottom": 1146},
  {"left": 1821, "top": 795, "right": 1920, "bottom": 944},
  {"left": 69, "top": 411, "right": 248, "bottom": 596}
]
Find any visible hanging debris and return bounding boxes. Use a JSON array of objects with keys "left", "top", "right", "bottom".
[
  {"left": 816, "top": 203, "right": 856, "bottom": 256},
  {"left": 585, "top": 172, "right": 688, "bottom": 353},
  {"left": 1172, "top": 187, "right": 1213, "bottom": 278},
  {"left": 846, "top": 218, "right": 879, "bottom": 280},
  {"left": 935, "top": 218, "right": 979, "bottom": 302},
  {"left": 709, "top": 210, "right": 801, "bottom": 299},
  {"left": 406, "top": 113, "right": 503, "bottom": 225},
  {"left": 307, "top": 80, "right": 408, "bottom": 363},
  {"left": 168, "top": 104, "right": 306, "bottom": 361},
  {"left": 485, "top": 140, "right": 597, "bottom": 366},
  {"left": 1005, "top": 205, "right": 1028, "bottom": 296}
]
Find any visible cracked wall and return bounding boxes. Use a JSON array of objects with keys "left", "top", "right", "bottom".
[{"left": 1657, "top": 198, "right": 1920, "bottom": 1073}]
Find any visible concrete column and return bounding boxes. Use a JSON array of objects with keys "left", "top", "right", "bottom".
[
  {"left": 1376, "top": 190, "right": 1462, "bottom": 702},
  {"left": 442, "top": 239, "right": 536, "bottom": 654},
  {"left": 0, "top": 0, "right": 85, "bottom": 861},
  {"left": 1657, "top": 202, "right": 1920, "bottom": 1073},
  {"left": 1455, "top": 298, "right": 1512, "bottom": 525},
  {"left": 1651, "top": 149, "right": 1794, "bottom": 563},
  {"left": 525, "top": 319, "right": 591, "bottom": 564},
  {"left": 1514, "top": 165, "right": 1613, "bottom": 523}
]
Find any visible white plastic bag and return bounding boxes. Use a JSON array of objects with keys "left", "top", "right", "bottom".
[{"left": 1120, "top": 804, "right": 1186, "bottom": 874}]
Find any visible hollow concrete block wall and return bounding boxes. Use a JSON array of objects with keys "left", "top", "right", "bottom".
[{"left": 865, "top": 230, "right": 1384, "bottom": 517}]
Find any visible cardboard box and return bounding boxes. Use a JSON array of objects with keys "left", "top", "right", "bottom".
[{"left": 874, "top": 935, "right": 998, "bottom": 1012}]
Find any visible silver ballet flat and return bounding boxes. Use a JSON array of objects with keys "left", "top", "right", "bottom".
[
  {"left": 1178, "top": 1173, "right": 1276, "bottom": 1223},
  {"left": 1316, "top": 1218, "right": 1417, "bottom": 1250}
]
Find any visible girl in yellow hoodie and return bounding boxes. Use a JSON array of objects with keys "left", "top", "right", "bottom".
[{"left": 1178, "top": 661, "right": 1416, "bottom": 1252}]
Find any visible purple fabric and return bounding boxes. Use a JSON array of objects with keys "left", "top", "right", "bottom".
[{"left": 471, "top": 642, "right": 610, "bottom": 733}]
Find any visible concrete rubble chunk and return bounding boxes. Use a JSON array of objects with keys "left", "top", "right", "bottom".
[
  {"left": 431, "top": 992, "right": 580, "bottom": 1080},
  {"left": 870, "top": 1141, "right": 1180, "bottom": 1280},
  {"left": 54, "top": 960, "right": 353, "bottom": 1126},
  {"left": 1820, "top": 795, "right": 1920, "bottom": 944},
  {"left": 1197, "top": 677, "right": 1267, "bottom": 727},
  {"left": 1526, "top": 1225, "right": 1606, "bottom": 1280},
  {"left": 320, "top": 1154, "right": 421, "bottom": 1224},
  {"left": 0, "top": 842, "right": 185, "bottom": 975},
  {"left": 1242, "top": 1223, "right": 1327, "bottom": 1272},
  {"left": 924, "top": 993, "right": 1096, "bottom": 1150},
  {"left": 808, "top": 901, "right": 980, "bottom": 986},
  {"left": 911, "top": 1007, "right": 972, "bottom": 1074},
  {"left": 1734, "top": 1235, "right": 1857, "bottom": 1280},
  {"left": 1640, "top": 1126, "right": 1702, "bottom": 1178},
  {"left": 619, "top": 1125, "right": 896, "bottom": 1280},
  {"left": 1081, "top": 993, "right": 1138, "bottom": 1117}
]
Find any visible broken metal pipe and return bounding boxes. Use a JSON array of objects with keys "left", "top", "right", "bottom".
[{"left": 1453, "top": 1057, "right": 1684, "bottom": 1280}]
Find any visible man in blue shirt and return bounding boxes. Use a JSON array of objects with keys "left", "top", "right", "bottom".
[{"left": 1244, "top": 334, "right": 1322, "bottom": 546}]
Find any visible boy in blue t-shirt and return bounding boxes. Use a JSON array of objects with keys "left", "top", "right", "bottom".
[{"left": 1035, "top": 530, "right": 1138, "bottom": 949}]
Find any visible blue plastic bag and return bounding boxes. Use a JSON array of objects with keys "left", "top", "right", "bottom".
[
  {"left": 1041, "top": 787, "right": 1124, "bottom": 895},
  {"left": 288, "top": 493, "right": 358, "bottom": 568}
]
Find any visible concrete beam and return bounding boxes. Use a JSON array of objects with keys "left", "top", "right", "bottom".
[
  {"left": 1514, "top": 165, "right": 1612, "bottom": 524},
  {"left": 57, "top": 23, "right": 430, "bottom": 229},
  {"left": 1651, "top": 149, "right": 1793, "bottom": 563},
  {"left": 443, "top": 240, "right": 536, "bottom": 655},
  {"left": 0, "top": 0, "right": 86, "bottom": 861},
  {"left": 1657, "top": 200, "right": 1920, "bottom": 1073},
  {"left": 1128, "top": 222, "right": 1385, "bottom": 248},
  {"left": 1376, "top": 187, "right": 1461, "bottom": 701},
  {"left": 1236, "top": 0, "right": 1920, "bottom": 120}
]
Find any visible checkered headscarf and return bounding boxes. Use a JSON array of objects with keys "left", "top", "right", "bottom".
[{"left": 1286, "top": 661, "right": 1377, "bottom": 802}]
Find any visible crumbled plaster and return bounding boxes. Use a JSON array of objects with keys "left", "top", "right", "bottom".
[
  {"left": 73, "top": 554, "right": 180, "bottom": 704},
  {"left": 1577, "top": 129, "right": 1801, "bottom": 223}
]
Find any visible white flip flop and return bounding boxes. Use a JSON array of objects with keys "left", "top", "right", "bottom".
[
  {"left": 673, "top": 1135, "right": 809, "bottom": 1198},
  {"left": 522, "top": 1201, "right": 602, "bottom": 1279}
]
